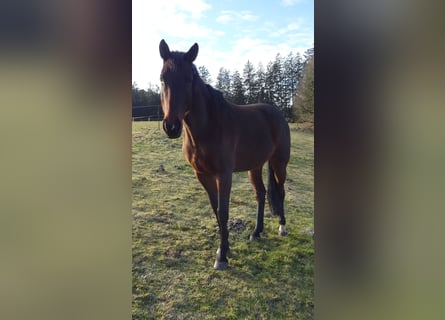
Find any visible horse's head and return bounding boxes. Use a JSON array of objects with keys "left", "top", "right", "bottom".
[{"left": 159, "top": 39, "right": 199, "bottom": 138}]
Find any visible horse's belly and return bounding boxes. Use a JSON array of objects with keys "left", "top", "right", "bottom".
[
  {"left": 183, "top": 135, "right": 273, "bottom": 174},
  {"left": 232, "top": 126, "right": 277, "bottom": 170},
  {"left": 233, "top": 156, "right": 269, "bottom": 172},
  {"left": 233, "top": 145, "right": 273, "bottom": 172}
]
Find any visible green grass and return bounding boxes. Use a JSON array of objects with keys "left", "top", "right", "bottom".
[{"left": 132, "top": 121, "right": 314, "bottom": 319}]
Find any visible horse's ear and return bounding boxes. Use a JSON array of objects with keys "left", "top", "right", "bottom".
[
  {"left": 159, "top": 39, "right": 171, "bottom": 60},
  {"left": 184, "top": 43, "right": 199, "bottom": 62}
]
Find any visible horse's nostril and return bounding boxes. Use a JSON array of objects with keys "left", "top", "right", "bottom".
[{"left": 163, "top": 119, "right": 182, "bottom": 138}]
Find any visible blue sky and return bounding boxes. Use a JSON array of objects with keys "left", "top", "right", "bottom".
[{"left": 132, "top": 0, "right": 313, "bottom": 89}]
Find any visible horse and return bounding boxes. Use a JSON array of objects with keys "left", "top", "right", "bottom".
[{"left": 158, "top": 39, "right": 291, "bottom": 270}]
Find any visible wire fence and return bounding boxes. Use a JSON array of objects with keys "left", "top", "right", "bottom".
[
  {"left": 132, "top": 105, "right": 162, "bottom": 122},
  {"left": 131, "top": 116, "right": 163, "bottom": 121}
]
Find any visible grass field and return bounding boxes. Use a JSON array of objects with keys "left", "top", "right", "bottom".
[{"left": 132, "top": 121, "right": 314, "bottom": 319}]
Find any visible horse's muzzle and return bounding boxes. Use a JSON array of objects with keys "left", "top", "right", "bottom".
[{"left": 163, "top": 118, "right": 182, "bottom": 139}]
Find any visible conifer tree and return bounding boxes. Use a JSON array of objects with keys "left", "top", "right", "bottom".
[{"left": 293, "top": 55, "right": 314, "bottom": 122}]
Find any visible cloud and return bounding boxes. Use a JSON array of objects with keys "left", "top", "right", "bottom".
[
  {"left": 205, "top": 32, "right": 313, "bottom": 82},
  {"left": 216, "top": 13, "right": 231, "bottom": 23},
  {"left": 167, "top": 0, "right": 211, "bottom": 19},
  {"left": 132, "top": 0, "right": 214, "bottom": 88},
  {"left": 286, "top": 21, "right": 302, "bottom": 31},
  {"left": 132, "top": 0, "right": 312, "bottom": 88},
  {"left": 270, "top": 20, "right": 304, "bottom": 37},
  {"left": 281, "top": 0, "right": 303, "bottom": 6},
  {"left": 216, "top": 10, "right": 259, "bottom": 24},
  {"left": 214, "top": 37, "right": 282, "bottom": 74}
]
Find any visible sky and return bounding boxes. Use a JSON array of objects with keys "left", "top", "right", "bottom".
[{"left": 132, "top": 0, "right": 313, "bottom": 89}]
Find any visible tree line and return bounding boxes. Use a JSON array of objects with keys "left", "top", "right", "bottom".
[
  {"left": 132, "top": 82, "right": 161, "bottom": 107},
  {"left": 132, "top": 47, "right": 313, "bottom": 123}
]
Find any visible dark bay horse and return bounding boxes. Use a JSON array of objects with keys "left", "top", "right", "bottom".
[{"left": 159, "top": 39, "right": 290, "bottom": 270}]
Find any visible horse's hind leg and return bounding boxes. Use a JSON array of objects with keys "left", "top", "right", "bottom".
[
  {"left": 268, "top": 160, "right": 288, "bottom": 236},
  {"left": 248, "top": 167, "right": 266, "bottom": 240}
]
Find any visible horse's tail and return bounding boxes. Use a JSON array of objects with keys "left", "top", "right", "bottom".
[{"left": 267, "top": 162, "right": 282, "bottom": 216}]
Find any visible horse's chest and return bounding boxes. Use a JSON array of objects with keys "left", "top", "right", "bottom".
[{"left": 183, "top": 143, "right": 222, "bottom": 174}]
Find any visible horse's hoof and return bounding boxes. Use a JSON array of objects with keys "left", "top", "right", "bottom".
[
  {"left": 213, "top": 260, "right": 229, "bottom": 270},
  {"left": 278, "top": 225, "right": 288, "bottom": 236},
  {"left": 216, "top": 248, "right": 231, "bottom": 258},
  {"left": 249, "top": 234, "right": 261, "bottom": 241}
]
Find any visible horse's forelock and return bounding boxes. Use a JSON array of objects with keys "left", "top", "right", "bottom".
[{"left": 163, "top": 54, "right": 198, "bottom": 80}]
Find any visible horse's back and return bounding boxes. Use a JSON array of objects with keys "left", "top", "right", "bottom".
[
  {"left": 235, "top": 103, "right": 290, "bottom": 147},
  {"left": 231, "top": 103, "right": 290, "bottom": 171}
]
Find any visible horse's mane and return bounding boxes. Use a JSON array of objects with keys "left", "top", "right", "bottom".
[
  {"left": 206, "top": 84, "right": 225, "bottom": 105},
  {"left": 191, "top": 63, "right": 228, "bottom": 111}
]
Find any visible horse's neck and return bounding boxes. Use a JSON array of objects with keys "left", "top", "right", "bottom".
[{"left": 183, "top": 79, "right": 213, "bottom": 138}]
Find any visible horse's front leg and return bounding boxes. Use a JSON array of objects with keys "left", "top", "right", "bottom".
[
  {"left": 213, "top": 172, "right": 232, "bottom": 270},
  {"left": 195, "top": 172, "right": 218, "bottom": 222}
]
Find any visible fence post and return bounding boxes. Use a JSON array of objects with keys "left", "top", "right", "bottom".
[{"left": 157, "top": 105, "right": 160, "bottom": 130}]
